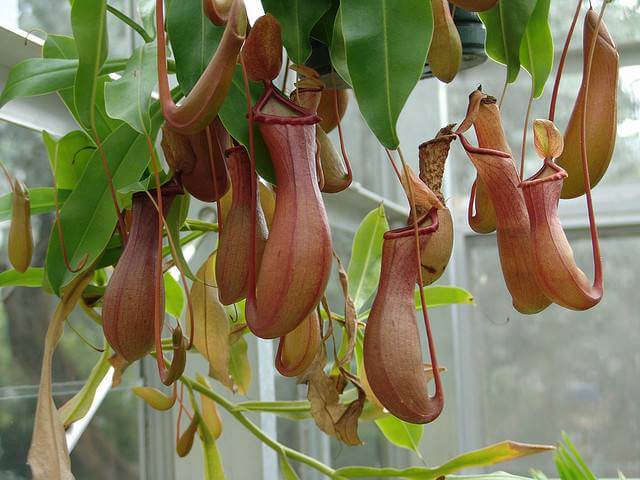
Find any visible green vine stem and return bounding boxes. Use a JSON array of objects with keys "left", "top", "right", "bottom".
[
  {"left": 107, "top": 4, "right": 153, "bottom": 43},
  {"left": 180, "top": 374, "right": 346, "bottom": 479}
]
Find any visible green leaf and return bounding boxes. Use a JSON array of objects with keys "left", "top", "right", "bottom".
[
  {"left": 261, "top": 0, "right": 332, "bottom": 64},
  {"left": 479, "top": 1, "right": 537, "bottom": 84},
  {"left": 556, "top": 433, "right": 596, "bottom": 480},
  {"left": 446, "top": 474, "right": 533, "bottom": 480},
  {"left": 329, "top": 6, "right": 352, "bottom": 86},
  {"left": 105, "top": 43, "right": 158, "bottom": 134},
  {"left": 311, "top": 0, "right": 338, "bottom": 46},
  {"left": 229, "top": 336, "right": 251, "bottom": 396},
  {"left": 71, "top": 0, "right": 109, "bottom": 130},
  {"left": 43, "top": 35, "right": 121, "bottom": 140},
  {"left": 279, "top": 452, "right": 301, "bottom": 480},
  {"left": 198, "top": 421, "right": 226, "bottom": 480},
  {"left": 375, "top": 415, "right": 423, "bottom": 453},
  {"left": 415, "top": 286, "right": 475, "bottom": 310},
  {"left": 0, "top": 188, "right": 70, "bottom": 222},
  {"left": 163, "top": 273, "right": 185, "bottom": 319},
  {"left": 335, "top": 441, "right": 554, "bottom": 478},
  {"left": 0, "top": 268, "right": 44, "bottom": 288},
  {"left": 218, "top": 67, "right": 275, "bottom": 183},
  {"left": 0, "top": 58, "right": 79, "bottom": 107},
  {"left": 235, "top": 400, "right": 312, "bottom": 421},
  {"left": 0, "top": 34, "right": 125, "bottom": 108},
  {"left": 137, "top": 0, "right": 156, "bottom": 40},
  {"left": 519, "top": 0, "right": 553, "bottom": 98},
  {"left": 341, "top": 0, "right": 432, "bottom": 148},
  {"left": 167, "top": 0, "right": 223, "bottom": 96},
  {"left": 42, "top": 130, "right": 94, "bottom": 190},
  {"left": 58, "top": 347, "right": 111, "bottom": 427},
  {"left": 347, "top": 204, "right": 388, "bottom": 312},
  {"left": 165, "top": 194, "right": 198, "bottom": 281},
  {"left": 530, "top": 470, "right": 549, "bottom": 480},
  {"left": 45, "top": 107, "right": 163, "bottom": 295}
]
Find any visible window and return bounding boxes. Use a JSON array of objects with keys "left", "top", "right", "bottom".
[{"left": 1, "top": 1, "right": 638, "bottom": 479}]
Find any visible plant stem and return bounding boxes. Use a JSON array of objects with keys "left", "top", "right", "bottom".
[
  {"left": 549, "top": 0, "right": 583, "bottom": 122},
  {"left": 181, "top": 374, "right": 343, "bottom": 479},
  {"left": 520, "top": 87, "right": 534, "bottom": 181},
  {"left": 107, "top": 4, "right": 153, "bottom": 43},
  {"left": 183, "top": 219, "right": 219, "bottom": 232}
]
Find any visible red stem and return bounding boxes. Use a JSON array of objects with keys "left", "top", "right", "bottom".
[
  {"left": 396, "top": 147, "right": 442, "bottom": 400},
  {"left": 146, "top": 135, "right": 169, "bottom": 381},
  {"left": 549, "top": 0, "right": 583, "bottom": 122},
  {"left": 579, "top": 2, "right": 606, "bottom": 290},
  {"left": 239, "top": 57, "right": 259, "bottom": 323},
  {"left": 330, "top": 71, "right": 352, "bottom": 184}
]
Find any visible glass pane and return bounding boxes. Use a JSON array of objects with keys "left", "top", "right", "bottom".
[
  {"left": 464, "top": 231, "right": 640, "bottom": 476},
  {"left": 5, "top": 0, "right": 133, "bottom": 57},
  {"left": 0, "top": 390, "right": 141, "bottom": 480}
]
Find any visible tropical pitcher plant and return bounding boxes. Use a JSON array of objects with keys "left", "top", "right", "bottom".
[{"left": 0, "top": 0, "right": 620, "bottom": 478}]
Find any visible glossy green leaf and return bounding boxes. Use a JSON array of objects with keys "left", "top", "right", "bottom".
[
  {"left": 43, "top": 35, "right": 121, "bottom": 140},
  {"left": 335, "top": 441, "right": 554, "bottom": 478},
  {"left": 347, "top": 204, "right": 388, "bottom": 312},
  {"left": 0, "top": 268, "right": 44, "bottom": 288},
  {"left": 58, "top": 347, "right": 111, "bottom": 427},
  {"left": 218, "top": 67, "right": 275, "bottom": 183},
  {"left": 279, "top": 452, "right": 301, "bottom": 480},
  {"left": 105, "top": 43, "right": 158, "bottom": 134},
  {"left": 519, "top": 0, "right": 553, "bottom": 98},
  {"left": 415, "top": 286, "right": 474, "bottom": 310},
  {"left": 0, "top": 188, "right": 70, "bottom": 222},
  {"left": 45, "top": 107, "right": 163, "bottom": 295},
  {"left": 0, "top": 58, "right": 125, "bottom": 109},
  {"left": 261, "top": 0, "right": 332, "bottom": 64},
  {"left": 42, "top": 130, "right": 94, "bottom": 190},
  {"left": 375, "top": 415, "right": 423, "bottom": 453},
  {"left": 71, "top": 0, "right": 109, "bottom": 130},
  {"left": 341, "top": 0, "right": 432, "bottom": 148},
  {"left": 167, "top": 0, "right": 223, "bottom": 96},
  {"left": 479, "top": 1, "right": 537, "bottom": 84},
  {"left": 359, "top": 285, "right": 473, "bottom": 319},
  {"left": 229, "top": 336, "right": 251, "bottom": 395},
  {"left": 311, "top": 0, "right": 338, "bottom": 45},
  {"left": 164, "top": 273, "right": 185, "bottom": 319},
  {"left": 329, "top": 6, "right": 352, "bottom": 86}
]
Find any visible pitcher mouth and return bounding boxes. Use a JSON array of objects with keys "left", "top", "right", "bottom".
[
  {"left": 252, "top": 82, "right": 321, "bottom": 126},
  {"left": 519, "top": 160, "right": 568, "bottom": 189},
  {"left": 384, "top": 209, "right": 439, "bottom": 240}
]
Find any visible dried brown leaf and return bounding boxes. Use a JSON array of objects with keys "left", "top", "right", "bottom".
[
  {"left": 108, "top": 353, "right": 130, "bottom": 388},
  {"left": 333, "top": 252, "right": 357, "bottom": 368},
  {"left": 27, "top": 271, "right": 93, "bottom": 480}
]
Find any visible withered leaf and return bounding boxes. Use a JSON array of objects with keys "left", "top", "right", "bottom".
[
  {"left": 334, "top": 387, "right": 365, "bottom": 446},
  {"left": 457, "top": 87, "right": 485, "bottom": 133},
  {"left": 400, "top": 164, "right": 444, "bottom": 216},
  {"left": 176, "top": 415, "right": 199, "bottom": 458},
  {"left": 196, "top": 374, "right": 223, "bottom": 439},
  {"left": 28, "top": 271, "right": 93, "bottom": 480},
  {"left": 333, "top": 252, "right": 357, "bottom": 369},
  {"left": 108, "top": 352, "right": 130, "bottom": 388},
  {"left": 301, "top": 348, "right": 364, "bottom": 445},
  {"left": 190, "top": 253, "right": 233, "bottom": 391}
]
